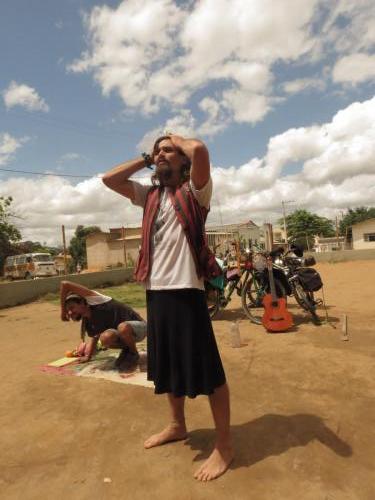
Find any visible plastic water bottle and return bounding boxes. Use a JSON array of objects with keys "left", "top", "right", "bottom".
[{"left": 230, "top": 321, "right": 241, "bottom": 348}]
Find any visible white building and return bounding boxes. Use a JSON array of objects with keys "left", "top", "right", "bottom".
[
  {"left": 86, "top": 227, "right": 141, "bottom": 271},
  {"left": 314, "top": 235, "right": 346, "bottom": 252},
  {"left": 206, "top": 220, "right": 263, "bottom": 254},
  {"left": 272, "top": 225, "right": 287, "bottom": 244},
  {"left": 351, "top": 218, "right": 375, "bottom": 250}
]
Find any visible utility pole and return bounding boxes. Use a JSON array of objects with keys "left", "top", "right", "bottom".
[
  {"left": 61, "top": 225, "right": 67, "bottom": 275},
  {"left": 216, "top": 195, "right": 223, "bottom": 227},
  {"left": 122, "top": 226, "right": 128, "bottom": 268},
  {"left": 281, "top": 200, "right": 295, "bottom": 249}
]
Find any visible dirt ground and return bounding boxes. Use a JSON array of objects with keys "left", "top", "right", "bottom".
[{"left": 0, "top": 261, "right": 374, "bottom": 500}]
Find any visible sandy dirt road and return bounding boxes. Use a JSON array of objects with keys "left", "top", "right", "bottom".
[{"left": 0, "top": 261, "right": 374, "bottom": 500}]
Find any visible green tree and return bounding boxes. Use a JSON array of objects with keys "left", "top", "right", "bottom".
[
  {"left": 0, "top": 196, "right": 22, "bottom": 273},
  {"left": 279, "top": 209, "right": 335, "bottom": 250},
  {"left": 68, "top": 225, "right": 101, "bottom": 269},
  {"left": 15, "top": 240, "right": 61, "bottom": 256},
  {"left": 339, "top": 207, "right": 375, "bottom": 239}
]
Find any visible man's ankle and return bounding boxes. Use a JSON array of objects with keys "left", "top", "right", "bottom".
[{"left": 170, "top": 417, "right": 185, "bottom": 426}]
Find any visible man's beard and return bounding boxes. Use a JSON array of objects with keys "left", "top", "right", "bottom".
[
  {"left": 157, "top": 164, "right": 173, "bottom": 185},
  {"left": 71, "top": 314, "right": 82, "bottom": 322}
]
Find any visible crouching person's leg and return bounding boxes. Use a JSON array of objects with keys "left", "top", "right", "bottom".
[
  {"left": 118, "top": 321, "right": 147, "bottom": 354},
  {"left": 100, "top": 321, "right": 147, "bottom": 370},
  {"left": 99, "top": 328, "right": 123, "bottom": 349}
]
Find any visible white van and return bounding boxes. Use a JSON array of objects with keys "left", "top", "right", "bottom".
[{"left": 4, "top": 253, "right": 58, "bottom": 280}]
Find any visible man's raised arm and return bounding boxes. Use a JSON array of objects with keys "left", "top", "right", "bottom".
[
  {"left": 102, "top": 157, "right": 151, "bottom": 200},
  {"left": 60, "top": 280, "right": 98, "bottom": 321},
  {"left": 169, "top": 135, "right": 210, "bottom": 190}
]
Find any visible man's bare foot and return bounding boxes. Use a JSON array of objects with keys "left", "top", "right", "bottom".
[
  {"left": 194, "top": 444, "right": 234, "bottom": 481},
  {"left": 144, "top": 424, "right": 187, "bottom": 449}
]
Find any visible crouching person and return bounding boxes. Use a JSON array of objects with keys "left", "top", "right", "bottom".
[{"left": 60, "top": 280, "right": 146, "bottom": 370}]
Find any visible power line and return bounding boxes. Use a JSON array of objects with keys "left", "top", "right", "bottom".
[
  {"left": 0, "top": 167, "right": 97, "bottom": 178},
  {"left": 4, "top": 109, "right": 127, "bottom": 140},
  {"left": 0, "top": 166, "right": 152, "bottom": 181}
]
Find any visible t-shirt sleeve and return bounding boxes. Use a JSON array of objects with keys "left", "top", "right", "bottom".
[
  {"left": 131, "top": 181, "right": 152, "bottom": 208},
  {"left": 85, "top": 293, "right": 112, "bottom": 306},
  {"left": 190, "top": 177, "right": 212, "bottom": 209}
]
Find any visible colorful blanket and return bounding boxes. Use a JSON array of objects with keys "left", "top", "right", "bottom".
[{"left": 40, "top": 349, "right": 153, "bottom": 388}]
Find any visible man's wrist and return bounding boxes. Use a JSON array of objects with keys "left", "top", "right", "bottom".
[{"left": 141, "top": 153, "right": 153, "bottom": 169}]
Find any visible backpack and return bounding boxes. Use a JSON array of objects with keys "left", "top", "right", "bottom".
[{"left": 297, "top": 268, "right": 323, "bottom": 292}]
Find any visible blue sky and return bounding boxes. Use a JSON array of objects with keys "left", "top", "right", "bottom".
[{"left": 0, "top": 0, "right": 374, "bottom": 244}]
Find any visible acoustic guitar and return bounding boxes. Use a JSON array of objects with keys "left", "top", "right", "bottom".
[{"left": 262, "top": 256, "right": 293, "bottom": 332}]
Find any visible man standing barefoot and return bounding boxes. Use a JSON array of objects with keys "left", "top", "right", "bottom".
[{"left": 102, "top": 134, "right": 233, "bottom": 480}]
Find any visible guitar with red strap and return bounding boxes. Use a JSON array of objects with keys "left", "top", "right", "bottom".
[{"left": 262, "top": 255, "right": 293, "bottom": 332}]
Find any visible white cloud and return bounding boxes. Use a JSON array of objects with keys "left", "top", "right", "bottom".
[
  {"left": 332, "top": 53, "right": 375, "bottom": 85},
  {"left": 0, "top": 175, "right": 143, "bottom": 245},
  {"left": 197, "top": 97, "right": 228, "bottom": 137},
  {"left": 58, "top": 153, "right": 86, "bottom": 163},
  {"left": 0, "top": 133, "right": 26, "bottom": 165},
  {"left": 68, "top": 1, "right": 375, "bottom": 135},
  {"left": 2, "top": 97, "right": 374, "bottom": 244},
  {"left": 2, "top": 81, "right": 49, "bottom": 112},
  {"left": 69, "top": 0, "right": 321, "bottom": 129},
  {"left": 320, "top": 0, "right": 375, "bottom": 56},
  {"left": 282, "top": 78, "right": 326, "bottom": 94},
  {"left": 209, "top": 96, "right": 375, "bottom": 224},
  {"left": 137, "top": 109, "right": 197, "bottom": 152}
]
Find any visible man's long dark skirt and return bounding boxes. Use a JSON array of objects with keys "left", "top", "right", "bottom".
[{"left": 146, "top": 289, "right": 226, "bottom": 399}]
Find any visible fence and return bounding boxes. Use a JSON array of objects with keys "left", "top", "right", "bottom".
[
  {"left": 305, "top": 248, "right": 375, "bottom": 263},
  {"left": 0, "top": 268, "right": 134, "bottom": 309}
]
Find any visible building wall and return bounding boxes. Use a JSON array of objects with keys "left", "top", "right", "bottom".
[
  {"left": 272, "top": 225, "right": 287, "bottom": 243},
  {"left": 206, "top": 223, "right": 262, "bottom": 248},
  {"left": 352, "top": 219, "right": 375, "bottom": 250},
  {"left": 121, "top": 240, "right": 140, "bottom": 266},
  {"left": 314, "top": 238, "right": 346, "bottom": 252},
  {"left": 86, "top": 234, "right": 111, "bottom": 270},
  {"left": 86, "top": 232, "right": 141, "bottom": 271},
  {"left": 107, "top": 240, "right": 140, "bottom": 267}
]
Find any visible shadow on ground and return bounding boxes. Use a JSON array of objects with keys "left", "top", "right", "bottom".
[{"left": 185, "top": 413, "right": 352, "bottom": 469}]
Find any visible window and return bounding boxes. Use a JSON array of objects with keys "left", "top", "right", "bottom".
[
  {"left": 33, "top": 254, "right": 52, "bottom": 262},
  {"left": 364, "top": 233, "right": 375, "bottom": 242}
]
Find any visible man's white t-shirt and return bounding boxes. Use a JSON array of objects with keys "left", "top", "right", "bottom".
[{"left": 132, "top": 178, "right": 212, "bottom": 291}]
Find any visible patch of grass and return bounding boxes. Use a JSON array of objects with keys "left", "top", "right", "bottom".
[
  {"left": 42, "top": 292, "right": 61, "bottom": 305},
  {"left": 42, "top": 282, "right": 146, "bottom": 308},
  {"left": 101, "top": 283, "right": 146, "bottom": 308}
]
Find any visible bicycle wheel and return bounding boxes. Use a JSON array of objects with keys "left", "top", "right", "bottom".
[
  {"left": 241, "top": 276, "right": 286, "bottom": 324},
  {"left": 205, "top": 283, "right": 221, "bottom": 319},
  {"left": 293, "top": 282, "right": 320, "bottom": 324}
]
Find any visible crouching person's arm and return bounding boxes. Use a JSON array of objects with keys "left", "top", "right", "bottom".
[{"left": 78, "top": 337, "right": 98, "bottom": 363}]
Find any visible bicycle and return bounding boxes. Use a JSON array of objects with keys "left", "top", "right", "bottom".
[
  {"left": 206, "top": 251, "right": 286, "bottom": 321},
  {"left": 240, "top": 252, "right": 286, "bottom": 324},
  {"left": 241, "top": 248, "right": 323, "bottom": 325}
]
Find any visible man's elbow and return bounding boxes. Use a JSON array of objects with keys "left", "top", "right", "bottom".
[
  {"left": 192, "top": 141, "right": 209, "bottom": 161},
  {"left": 192, "top": 140, "right": 208, "bottom": 154},
  {"left": 101, "top": 173, "right": 112, "bottom": 188}
]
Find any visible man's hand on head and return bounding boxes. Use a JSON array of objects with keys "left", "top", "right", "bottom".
[{"left": 61, "top": 310, "right": 69, "bottom": 322}]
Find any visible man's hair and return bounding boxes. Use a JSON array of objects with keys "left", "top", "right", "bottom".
[
  {"left": 151, "top": 135, "right": 191, "bottom": 187},
  {"left": 64, "top": 294, "right": 87, "bottom": 307}
]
